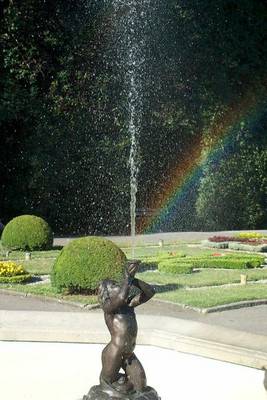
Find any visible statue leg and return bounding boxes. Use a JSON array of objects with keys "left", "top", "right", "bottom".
[
  {"left": 100, "top": 342, "right": 123, "bottom": 384},
  {"left": 123, "top": 352, "right": 147, "bottom": 392}
]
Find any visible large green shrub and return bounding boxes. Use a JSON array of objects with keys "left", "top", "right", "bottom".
[
  {"left": 51, "top": 237, "right": 126, "bottom": 293},
  {"left": 1, "top": 215, "right": 53, "bottom": 251}
]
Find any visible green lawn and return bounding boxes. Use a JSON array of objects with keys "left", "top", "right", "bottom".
[
  {"left": 156, "top": 284, "right": 267, "bottom": 308},
  {"left": 1, "top": 283, "right": 98, "bottom": 305},
  {"left": 20, "top": 258, "right": 55, "bottom": 275},
  {"left": 137, "top": 268, "right": 267, "bottom": 288},
  {"left": 2, "top": 278, "right": 266, "bottom": 309},
  {"left": 0, "top": 249, "right": 61, "bottom": 260},
  {"left": 123, "top": 244, "right": 215, "bottom": 259}
]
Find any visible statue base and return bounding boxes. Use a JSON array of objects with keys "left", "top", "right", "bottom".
[{"left": 82, "top": 385, "right": 160, "bottom": 400}]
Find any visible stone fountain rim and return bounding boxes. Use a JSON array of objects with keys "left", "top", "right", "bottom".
[{"left": 0, "top": 310, "right": 266, "bottom": 372}]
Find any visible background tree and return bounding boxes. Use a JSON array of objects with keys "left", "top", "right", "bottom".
[{"left": 1, "top": 0, "right": 267, "bottom": 234}]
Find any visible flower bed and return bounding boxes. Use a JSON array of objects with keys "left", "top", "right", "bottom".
[
  {"left": 0, "top": 261, "right": 32, "bottom": 283},
  {"left": 235, "top": 232, "right": 265, "bottom": 240},
  {"left": 208, "top": 236, "right": 238, "bottom": 243},
  {"left": 203, "top": 235, "right": 267, "bottom": 253}
]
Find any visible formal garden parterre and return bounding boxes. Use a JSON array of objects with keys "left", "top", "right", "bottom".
[{"left": 0, "top": 216, "right": 267, "bottom": 311}]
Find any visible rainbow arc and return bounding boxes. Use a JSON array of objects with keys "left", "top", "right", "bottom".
[{"left": 138, "top": 82, "right": 267, "bottom": 233}]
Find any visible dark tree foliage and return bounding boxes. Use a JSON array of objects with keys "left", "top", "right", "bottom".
[
  {"left": 0, "top": 0, "right": 130, "bottom": 234},
  {"left": 1, "top": 0, "right": 267, "bottom": 234},
  {"left": 138, "top": 0, "right": 267, "bottom": 232}
]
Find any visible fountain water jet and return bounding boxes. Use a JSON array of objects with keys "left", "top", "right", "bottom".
[{"left": 109, "top": 0, "right": 152, "bottom": 256}]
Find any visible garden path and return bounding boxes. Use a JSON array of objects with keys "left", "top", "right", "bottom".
[{"left": 1, "top": 291, "right": 267, "bottom": 336}]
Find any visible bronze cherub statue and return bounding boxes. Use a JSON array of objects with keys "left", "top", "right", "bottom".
[{"left": 83, "top": 260, "right": 160, "bottom": 400}]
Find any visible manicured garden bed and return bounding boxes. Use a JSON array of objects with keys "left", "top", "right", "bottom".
[
  {"left": 137, "top": 268, "right": 267, "bottom": 288},
  {"left": 0, "top": 283, "right": 98, "bottom": 305},
  {"left": 202, "top": 232, "right": 267, "bottom": 252},
  {"left": 155, "top": 284, "right": 267, "bottom": 309},
  {"left": 1, "top": 241, "right": 267, "bottom": 310}
]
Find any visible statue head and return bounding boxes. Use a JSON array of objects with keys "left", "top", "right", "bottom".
[{"left": 98, "top": 279, "right": 120, "bottom": 307}]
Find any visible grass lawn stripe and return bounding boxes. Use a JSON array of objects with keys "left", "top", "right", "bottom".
[
  {"left": 137, "top": 269, "right": 267, "bottom": 288},
  {"left": 156, "top": 284, "right": 267, "bottom": 308}
]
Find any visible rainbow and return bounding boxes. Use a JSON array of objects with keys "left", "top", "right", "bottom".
[{"left": 139, "top": 83, "right": 267, "bottom": 233}]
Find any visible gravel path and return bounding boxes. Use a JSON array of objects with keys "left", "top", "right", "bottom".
[
  {"left": 54, "top": 230, "right": 267, "bottom": 246},
  {"left": 1, "top": 291, "right": 267, "bottom": 336}
]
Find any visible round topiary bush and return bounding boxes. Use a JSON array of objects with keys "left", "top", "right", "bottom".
[
  {"left": 51, "top": 236, "right": 126, "bottom": 293},
  {"left": 1, "top": 215, "right": 53, "bottom": 251}
]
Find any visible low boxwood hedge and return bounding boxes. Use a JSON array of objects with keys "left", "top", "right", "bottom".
[
  {"left": 0, "top": 260, "right": 32, "bottom": 283},
  {"left": 156, "top": 254, "right": 263, "bottom": 271},
  {"left": 192, "top": 258, "right": 262, "bottom": 269},
  {"left": 201, "top": 240, "right": 229, "bottom": 249},
  {"left": 0, "top": 274, "right": 32, "bottom": 284},
  {"left": 228, "top": 242, "right": 267, "bottom": 253},
  {"left": 158, "top": 261, "right": 193, "bottom": 274}
]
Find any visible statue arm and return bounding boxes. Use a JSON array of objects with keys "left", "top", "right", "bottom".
[{"left": 128, "top": 278, "right": 155, "bottom": 308}]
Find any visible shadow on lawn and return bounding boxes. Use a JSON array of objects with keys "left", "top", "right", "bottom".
[{"left": 139, "top": 262, "right": 158, "bottom": 272}]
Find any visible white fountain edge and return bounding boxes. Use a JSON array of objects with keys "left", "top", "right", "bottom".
[{"left": 0, "top": 310, "right": 266, "bottom": 372}]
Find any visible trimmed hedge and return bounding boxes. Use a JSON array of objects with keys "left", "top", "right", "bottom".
[
  {"left": 158, "top": 261, "right": 193, "bottom": 274},
  {"left": 0, "top": 274, "right": 32, "bottom": 284},
  {"left": 192, "top": 258, "right": 262, "bottom": 269},
  {"left": 228, "top": 242, "right": 267, "bottom": 253},
  {"left": 51, "top": 236, "right": 126, "bottom": 293},
  {"left": 1, "top": 215, "right": 53, "bottom": 251},
  {"left": 201, "top": 240, "right": 229, "bottom": 249},
  {"left": 213, "top": 253, "right": 264, "bottom": 260},
  {"left": 156, "top": 254, "right": 263, "bottom": 271}
]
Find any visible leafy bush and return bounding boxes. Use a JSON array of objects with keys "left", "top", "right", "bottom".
[
  {"left": 228, "top": 242, "right": 267, "bottom": 253},
  {"left": 0, "top": 261, "right": 31, "bottom": 283},
  {"left": 1, "top": 215, "right": 53, "bottom": 251},
  {"left": 51, "top": 237, "right": 126, "bottom": 293},
  {"left": 158, "top": 261, "right": 193, "bottom": 274}
]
